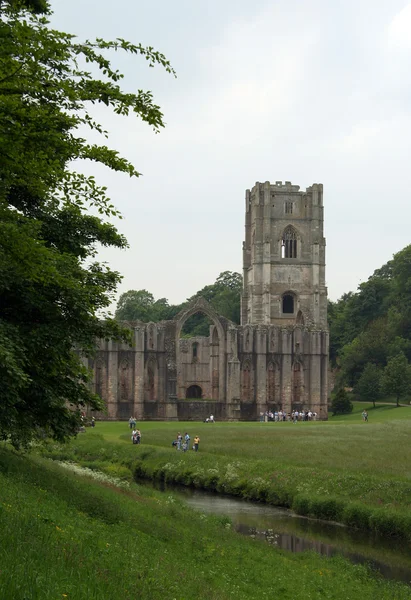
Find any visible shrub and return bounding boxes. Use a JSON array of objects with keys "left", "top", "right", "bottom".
[
  {"left": 331, "top": 388, "right": 353, "bottom": 415},
  {"left": 292, "top": 495, "right": 311, "bottom": 516},
  {"left": 342, "top": 503, "right": 372, "bottom": 530},
  {"left": 309, "top": 497, "right": 345, "bottom": 521}
]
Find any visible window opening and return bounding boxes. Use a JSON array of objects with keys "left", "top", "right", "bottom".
[
  {"left": 285, "top": 201, "right": 293, "bottom": 214},
  {"left": 192, "top": 342, "right": 198, "bottom": 363},
  {"left": 282, "top": 294, "right": 294, "bottom": 314},
  {"left": 281, "top": 226, "right": 297, "bottom": 258},
  {"left": 186, "top": 385, "right": 202, "bottom": 399}
]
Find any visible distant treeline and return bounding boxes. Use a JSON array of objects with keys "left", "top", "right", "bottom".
[
  {"left": 115, "top": 271, "right": 242, "bottom": 337},
  {"left": 116, "top": 246, "right": 411, "bottom": 403},
  {"left": 329, "top": 244, "right": 411, "bottom": 404}
]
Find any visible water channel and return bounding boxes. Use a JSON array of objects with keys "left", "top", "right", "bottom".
[{"left": 144, "top": 482, "right": 411, "bottom": 585}]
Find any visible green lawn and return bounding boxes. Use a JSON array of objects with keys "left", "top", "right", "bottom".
[
  {"left": 2, "top": 448, "right": 410, "bottom": 599},
  {"left": 36, "top": 402, "right": 411, "bottom": 540},
  {"left": 3, "top": 404, "right": 411, "bottom": 598},
  {"left": 83, "top": 401, "right": 411, "bottom": 477}
]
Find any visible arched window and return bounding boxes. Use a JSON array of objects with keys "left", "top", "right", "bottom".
[
  {"left": 282, "top": 294, "right": 294, "bottom": 314},
  {"left": 186, "top": 385, "right": 202, "bottom": 399},
  {"left": 296, "top": 310, "right": 304, "bottom": 326},
  {"left": 281, "top": 226, "right": 298, "bottom": 258}
]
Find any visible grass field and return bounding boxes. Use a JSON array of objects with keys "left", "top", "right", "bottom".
[
  {"left": 2, "top": 402, "right": 411, "bottom": 598},
  {"left": 2, "top": 448, "right": 411, "bottom": 599},
  {"left": 36, "top": 402, "right": 411, "bottom": 539}
]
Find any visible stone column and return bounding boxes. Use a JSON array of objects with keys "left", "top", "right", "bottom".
[
  {"left": 280, "top": 330, "right": 292, "bottom": 415},
  {"left": 132, "top": 326, "right": 145, "bottom": 420},
  {"left": 320, "top": 331, "right": 329, "bottom": 419},
  {"left": 255, "top": 326, "right": 267, "bottom": 414},
  {"left": 218, "top": 329, "right": 226, "bottom": 402},
  {"left": 310, "top": 331, "right": 322, "bottom": 416},
  {"left": 106, "top": 340, "right": 118, "bottom": 419}
]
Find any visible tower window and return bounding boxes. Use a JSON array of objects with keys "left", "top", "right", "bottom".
[
  {"left": 281, "top": 226, "right": 298, "bottom": 258},
  {"left": 285, "top": 201, "right": 293, "bottom": 214},
  {"left": 282, "top": 295, "right": 294, "bottom": 314}
]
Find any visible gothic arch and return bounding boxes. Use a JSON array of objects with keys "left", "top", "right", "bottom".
[
  {"left": 281, "top": 225, "right": 299, "bottom": 258},
  {"left": 175, "top": 297, "right": 225, "bottom": 343},
  {"left": 282, "top": 291, "right": 297, "bottom": 314},
  {"left": 175, "top": 297, "right": 226, "bottom": 401},
  {"left": 296, "top": 310, "right": 305, "bottom": 326}
]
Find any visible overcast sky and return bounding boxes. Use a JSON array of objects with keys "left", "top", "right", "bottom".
[{"left": 51, "top": 0, "right": 411, "bottom": 308}]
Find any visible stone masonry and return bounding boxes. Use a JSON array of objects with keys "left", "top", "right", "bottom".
[{"left": 86, "top": 180, "right": 329, "bottom": 420}]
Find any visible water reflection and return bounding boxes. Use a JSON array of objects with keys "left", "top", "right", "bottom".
[{"left": 151, "top": 484, "right": 411, "bottom": 585}]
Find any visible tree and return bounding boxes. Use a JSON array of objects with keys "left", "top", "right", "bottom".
[
  {"left": 381, "top": 353, "right": 411, "bottom": 407},
  {"left": 0, "top": 1, "right": 174, "bottom": 447},
  {"left": 115, "top": 272, "right": 243, "bottom": 336},
  {"left": 115, "top": 290, "right": 156, "bottom": 322},
  {"left": 354, "top": 363, "right": 382, "bottom": 408},
  {"left": 330, "top": 388, "right": 353, "bottom": 416}
]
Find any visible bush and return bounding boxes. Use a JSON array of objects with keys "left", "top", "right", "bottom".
[
  {"left": 292, "top": 495, "right": 311, "bottom": 516},
  {"left": 309, "top": 497, "right": 345, "bottom": 521},
  {"left": 331, "top": 388, "right": 353, "bottom": 415},
  {"left": 342, "top": 503, "right": 372, "bottom": 530}
]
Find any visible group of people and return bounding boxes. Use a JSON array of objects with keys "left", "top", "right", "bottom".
[
  {"left": 204, "top": 414, "right": 215, "bottom": 423},
  {"left": 259, "top": 410, "right": 318, "bottom": 422},
  {"left": 128, "top": 416, "right": 137, "bottom": 429},
  {"left": 131, "top": 428, "right": 142, "bottom": 444},
  {"left": 172, "top": 432, "right": 200, "bottom": 451}
]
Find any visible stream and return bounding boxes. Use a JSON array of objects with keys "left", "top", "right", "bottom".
[{"left": 146, "top": 482, "right": 411, "bottom": 585}]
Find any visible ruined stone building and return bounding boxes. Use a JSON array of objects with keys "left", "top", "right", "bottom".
[{"left": 88, "top": 181, "right": 329, "bottom": 420}]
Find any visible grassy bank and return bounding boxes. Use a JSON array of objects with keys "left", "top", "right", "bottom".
[
  {"left": 2, "top": 449, "right": 411, "bottom": 599},
  {"left": 37, "top": 404, "right": 411, "bottom": 541}
]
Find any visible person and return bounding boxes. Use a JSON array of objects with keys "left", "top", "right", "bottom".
[
  {"left": 209, "top": 414, "right": 215, "bottom": 423},
  {"left": 362, "top": 410, "right": 368, "bottom": 422},
  {"left": 136, "top": 429, "right": 141, "bottom": 444},
  {"left": 129, "top": 416, "right": 133, "bottom": 429},
  {"left": 91, "top": 416, "right": 95, "bottom": 428},
  {"left": 131, "top": 429, "right": 138, "bottom": 444},
  {"left": 193, "top": 435, "right": 200, "bottom": 452},
  {"left": 182, "top": 440, "right": 188, "bottom": 452},
  {"left": 176, "top": 432, "right": 182, "bottom": 450},
  {"left": 184, "top": 432, "right": 190, "bottom": 448}
]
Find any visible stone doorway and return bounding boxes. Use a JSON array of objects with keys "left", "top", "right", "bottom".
[{"left": 186, "top": 385, "right": 202, "bottom": 399}]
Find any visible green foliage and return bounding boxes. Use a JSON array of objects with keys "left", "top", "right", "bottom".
[
  {"left": 0, "top": 1, "right": 174, "bottom": 447},
  {"left": 355, "top": 362, "right": 382, "bottom": 407},
  {"left": 382, "top": 353, "right": 411, "bottom": 406},
  {"left": 331, "top": 388, "right": 353, "bottom": 415},
  {"left": 330, "top": 245, "right": 411, "bottom": 388},
  {"left": 115, "top": 271, "right": 242, "bottom": 336}
]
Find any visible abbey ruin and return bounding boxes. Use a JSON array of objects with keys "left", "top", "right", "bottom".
[{"left": 88, "top": 180, "right": 329, "bottom": 420}]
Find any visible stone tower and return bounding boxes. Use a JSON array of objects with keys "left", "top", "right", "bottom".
[
  {"left": 87, "top": 179, "right": 329, "bottom": 421},
  {"left": 241, "top": 181, "right": 327, "bottom": 328}
]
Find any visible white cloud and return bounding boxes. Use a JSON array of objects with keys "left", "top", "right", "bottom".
[{"left": 387, "top": 3, "right": 411, "bottom": 49}]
